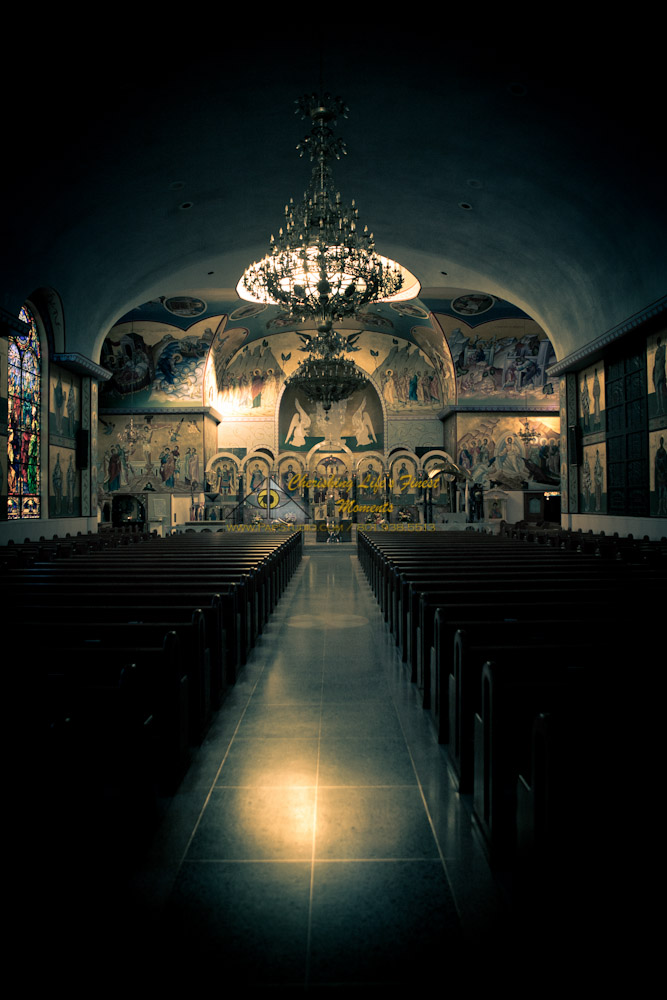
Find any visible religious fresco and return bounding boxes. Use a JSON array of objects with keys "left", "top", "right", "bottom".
[
  {"left": 204, "top": 323, "right": 248, "bottom": 409},
  {"left": 578, "top": 364, "right": 605, "bottom": 434},
  {"left": 410, "top": 325, "right": 456, "bottom": 407},
  {"left": 211, "top": 338, "right": 285, "bottom": 418},
  {"left": 580, "top": 444, "right": 606, "bottom": 513},
  {"left": 559, "top": 376, "right": 570, "bottom": 515},
  {"left": 48, "top": 366, "right": 81, "bottom": 517},
  {"left": 650, "top": 430, "right": 667, "bottom": 516},
  {"left": 370, "top": 337, "right": 443, "bottom": 413},
  {"left": 243, "top": 456, "right": 272, "bottom": 493},
  {"left": 356, "top": 456, "right": 385, "bottom": 488},
  {"left": 456, "top": 413, "right": 561, "bottom": 491},
  {"left": 89, "top": 381, "right": 98, "bottom": 517},
  {"left": 648, "top": 330, "right": 667, "bottom": 423},
  {"left": 100, "top": 318, "right": 218, "bottom": 407},
  {"left": 277, "top": 456, "right": 305, "bottom": 494},
  {"left": 279, "top": 383, "right": 383, "bottom": 453},
  {"left": 206, "top": 456, "right": 239, "bottom": 496},
  {"left": 484, "top": 490, "right": 507, "bottom": 521},
  {"left": 434, "top": 313, "right": 557, "bottom": 405},
  {"left": 49, "top": 446, "right": 80, "bottom": 517},
  {"left": 389, "top": 454, "right": 419, "bottom": 495},
  {"left": 93, "top": 293, "right": 569, "bottom": 519},
  {"left": 206, "top": 322, "right": 447, "bottom": 421},
  {"left": 49, "top": 368, "right": 80, "bottom": 444},
  {"left": 97, "top": 413, "right": 204, "bottom": 495}
]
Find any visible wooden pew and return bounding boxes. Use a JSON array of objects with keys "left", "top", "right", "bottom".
[
  {"left": 472, "top": 657, "right": 593, "bottom": 863},
  {"left": 25, "top": 608, "right": 211, "bottom": 745},
  {"left": 39, "top": 630, "right": 190, "bottom": 794},
  {"left": 8, "top": 569, "right": 251, "bottom": 672},
  {"left": 447, "top": 628, "right": 603, "bottom": 792},
  {"left": 427, "top": 604, "right": 609, "bottom": 745}
]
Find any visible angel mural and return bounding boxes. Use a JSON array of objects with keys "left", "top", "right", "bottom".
[
  {"left": 352, "top": 397, "right": 377, "bottom": 446},
  {"left": 286, "top": 398, "right": 311, "bottom": 447}
]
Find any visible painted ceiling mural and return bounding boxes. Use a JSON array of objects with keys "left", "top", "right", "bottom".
[
  {"left": 101, "top": 296, "right": 464, "bottom": 413},
  {"left": 433, "top": 308, "right": 557, "bottom": 406},
  {"left": 200, "top": 303, "right": 455, "bottom": 419},
  {"left": 100, "top": 318, "right": 218, "bottom": 407},
  {"left": 101, "top": 291, "right": 552, "bottom": 412}
]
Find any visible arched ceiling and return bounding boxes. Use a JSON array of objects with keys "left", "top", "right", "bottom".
[{"left": 2, "top": 33, "right": 664, "bottom": 366}]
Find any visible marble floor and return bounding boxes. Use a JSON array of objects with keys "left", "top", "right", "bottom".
[{"left": 44, "top": 546, "right": 521, "bottom": 991}]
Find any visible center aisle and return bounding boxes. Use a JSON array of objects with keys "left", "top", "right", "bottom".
[{"left": 134, "top": 547, "right": 510, "bottom": 989}]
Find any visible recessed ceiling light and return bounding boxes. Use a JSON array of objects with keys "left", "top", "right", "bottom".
[
  {"left": 179, "top": 202, "right": 193, "bottom": 211},
  {"left": 170, "top": 181, "right": 185, "bottom": 190},
  {"left": 459, "top": 202, "right": 473, "bottom": 211},
  {"left": 467, "top": 179, "right": 483, "bottom": 189}
]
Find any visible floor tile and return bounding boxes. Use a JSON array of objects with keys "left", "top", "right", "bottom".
[
  {"left": 236, "top": 702, "right": 322, "bottom": 738},
  {"left": 163, "top": 860, "right": 312, "bottom": 980},
  {"left": 215, "top": 736, "right": 320, "bottom": 787},
  {"left": 187, "top": 786, "right": 316, "bottom": 860},
  {"left": 317, "top": 737, "right": 417, "bottom": 787},
  {"left": 314, "top": 786, "right": 440, "bottom": 860},
  {"left": 308, "top": 860, "right": 461, "bottom": 985},
  {"left": 319, "top": 701, "right": 404, "bottom": 739}
]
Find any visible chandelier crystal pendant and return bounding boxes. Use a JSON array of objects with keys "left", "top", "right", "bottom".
[{"left": 237, "top": 92, "right": 420, "bottom": 412}]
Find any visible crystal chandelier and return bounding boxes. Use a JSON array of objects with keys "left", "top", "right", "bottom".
[
  {"left": 237, "top": 92, "right": 419, "bottom": 410},
  {"left": 283, "top": 321, "right": 367, "bottom": 413}
]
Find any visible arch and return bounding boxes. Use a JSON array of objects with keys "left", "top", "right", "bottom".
[
  {"left": 418, "top": 449, "right": 458, "bottom": 475},
  {"left": 306, "top": 440, "right": 353, "bottom": 473},
  {"left": 28, "top": 287, "right": 65, "bottom": 354}
]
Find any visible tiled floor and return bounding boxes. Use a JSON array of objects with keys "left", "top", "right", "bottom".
[{"left": 46, "top": 546, "right": 515, "bottom": 989}]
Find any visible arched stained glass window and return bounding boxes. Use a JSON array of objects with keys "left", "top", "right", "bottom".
[{"left": 7, "top": 305, "right": 41, "bottom": 519}]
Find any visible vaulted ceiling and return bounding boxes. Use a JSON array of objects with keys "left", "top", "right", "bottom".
[{"left": 3, "top": 33, "right": 664, "bottom": 367}]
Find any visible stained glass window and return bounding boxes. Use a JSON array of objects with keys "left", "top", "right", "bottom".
[{"left": 7, "top": 305, "right": 41, "bottom": 519}]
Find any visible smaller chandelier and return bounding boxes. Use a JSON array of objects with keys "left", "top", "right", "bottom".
[
  {"left": 518, "top": 417, "right": 537, "bottom": 444},
  {"left": 283, "top": 321, "right": 367, "bottom": 414}
]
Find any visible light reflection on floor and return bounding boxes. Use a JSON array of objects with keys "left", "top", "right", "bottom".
[{"left": 75, "top": 548, "right": 512, "bottom": 989}]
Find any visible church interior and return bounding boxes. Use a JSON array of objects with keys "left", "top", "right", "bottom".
[{"left": 2, "top": 31, "right": 665, "bottom": 991}]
